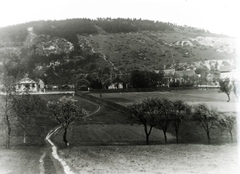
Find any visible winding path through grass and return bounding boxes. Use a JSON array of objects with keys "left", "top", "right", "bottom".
[{"left": 40, "top": 95, "right": 101, "bottom": 174}]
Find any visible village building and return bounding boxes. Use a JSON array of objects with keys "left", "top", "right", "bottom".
[
  {"left": 174, "top": 70, "right": 196, "bottom": 81},
  {"left": 163, "top": 69, "right": 175, "bottom": 79},
  {"left": 163, "top": 69, "right": 175, "bottom": 87},
  {"left": 219, "top": 65, "right": 236, "bottom": 80},
  {"left": 163, "top": 69, "right": 196, "bottom": 86},
  {"left": 107, "top": 77, "right": 125, "bottom": 89},
  {"left": 15, "top": 77, "right": 45, "bottom": 93},
  {"left": 16, "top": 77, "right": 38, "bottom": 93}
]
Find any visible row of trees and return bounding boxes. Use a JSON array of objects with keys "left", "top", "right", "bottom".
[{"left": 129, "top": 98, "right": 235, "bottom": 145}]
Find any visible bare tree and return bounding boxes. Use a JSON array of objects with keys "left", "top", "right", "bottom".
[
  {"left": 217, "top": 113, "right": 235, "bottom": 142},
  {"left": 219, "top": 78, "right": 232, "bottom": 102},
  {"left": 12, "top": 94, "right": 46, "bottom": 143},
  {"left": 192, "top": 104, "right": 219, "bottom": 144},
  {"left": 129, "top": 98, "right": 159, "bottom": 145},
  {"left": 47, "top": 96, "right": 88, "bottom": 146},
  {"left": 171, "top": 100, "right": 190, "bottom": 143}
]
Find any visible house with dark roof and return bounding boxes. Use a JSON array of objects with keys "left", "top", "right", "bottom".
[
  {"left": 166, "top": 70, "right": 196, "bottom": 87},
  {"left": 173, "top": 70, "right": 196, "bottom": 83},
  {"left": 175, "top": 70, "right": 195, "bottom": 78}
]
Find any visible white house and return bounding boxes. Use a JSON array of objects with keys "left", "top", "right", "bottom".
[
  {"left": 108, "top": 77, "right": 124, "bottom": 89},
  {"left": 15, "top": 77, "right": 43, "bottom": 93},
  {"left": 219, "top": 66, "right": 235, "bottom": 80}
]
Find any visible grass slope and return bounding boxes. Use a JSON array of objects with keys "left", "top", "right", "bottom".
[
  {"left": 81, "top": 31, "right": 236, "bottom": 72},
  {"left": 59, "top": 144, "right": 240, "bottom": 174}
]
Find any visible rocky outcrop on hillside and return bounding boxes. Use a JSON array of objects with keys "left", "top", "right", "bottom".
[
  {"left": 33, "top": 35, "right": 74, "bottom": 56},
  {"left": 190, "top": 36, "right": 236, "bottom": 54}
]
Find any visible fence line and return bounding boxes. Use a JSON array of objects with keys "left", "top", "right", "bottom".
[{"left": 89, "top": 86, "right": 219, "bottom": 93}]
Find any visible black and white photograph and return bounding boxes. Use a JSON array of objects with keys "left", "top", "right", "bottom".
[{"left": 0, "top": 0, "right": 239, "bottom": 173}]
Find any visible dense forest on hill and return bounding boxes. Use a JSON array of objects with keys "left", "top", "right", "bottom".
[{"left": 0, "top": 18, "right": 208, "bottom": 45}]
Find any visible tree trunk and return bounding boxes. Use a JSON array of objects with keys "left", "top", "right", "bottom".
[
  {"left": 163, "top": 130, "right": 168, "bottom": 144},
  {"left": 207, "top": 130, "right": 210, "bottom": 144},
  {"left": 229, "top": 130, "right": 233, "bottom": 142},
  {"left": 146, "top": 134, "right": 149, "bottom": 145},
  {"left": 227, "top": 94, "right": 230, "bottom": 102},
  {"left": 5, "top": 114, "right": 11, "bottom": 149},
  {"left": 144, "top": 125, "right": 152, "bottom": 145},
  {"left": 6, "top": 126, "right": 11, "bottom": 149},
  {"left": 175, "top": 129, "right": 179, "bottom": 144},
  {"left": 175, "top": 123, "right": 180, "bottom": 143},
  {"left": 63, "top": 127, "right": 69, "bottom": 146},
  {"left": 23, "top": 131, "right": 26, "bottom": 144}
]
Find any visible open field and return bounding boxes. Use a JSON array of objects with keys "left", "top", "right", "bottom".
[
  {"left": 59, "top": 144, "right": 240, "bottom": 174},
  {"left": 91, "top": 89, "right": 239, "bottom": 112},
  {"left": 0, "top": 92, "right": 239, "bottom": 174}
]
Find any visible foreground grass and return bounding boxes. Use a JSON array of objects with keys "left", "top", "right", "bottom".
[
  {"left": 60, "top": 144, "right": 240, "bottom": 174},
  {"left": 0, "top": 146, "right": 41, "bottom": 174},
  {"left": 0, "top": 93, "right": 238, "bottom": 174}
]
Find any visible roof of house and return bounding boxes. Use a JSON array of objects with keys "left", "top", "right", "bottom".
[
  {"left": 219, "top": 65, "right": 234, "bottom": 72},
  {"left": 17, "top": 77, "right": 37, "bottom": 84},
  {"left": 175, "top": 70, "right": 195, "bottom": 77},
  {"left": 163, "top": 69, "right": 175, "bottom": 77},
  {"left": 103, "top": 79, "right": 111, "bottom": 85},
  {"left": 112, "top": 77, "right": 124, "bottom": 84}
]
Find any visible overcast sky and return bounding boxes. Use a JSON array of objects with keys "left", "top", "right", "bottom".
[{"left": 0, "top": 0, "right": 239, "bottom": 37}]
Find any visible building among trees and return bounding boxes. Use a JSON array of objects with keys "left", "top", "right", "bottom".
[{"left": 15, "top": 77, "right": 45, "bottom": 93}]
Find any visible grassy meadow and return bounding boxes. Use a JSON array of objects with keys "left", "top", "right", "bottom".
[
  {"left": 91, "top": 89, "right": 239, "bottom": 112},
  {"left": 55, "top": 89, "right": 239, "bottom": 174},
  {"left": 85, "top": 31, "right": 235, "bottom": 71},
  {"left": 59, "top": 144, "right": 239, "bottom": 174}
]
